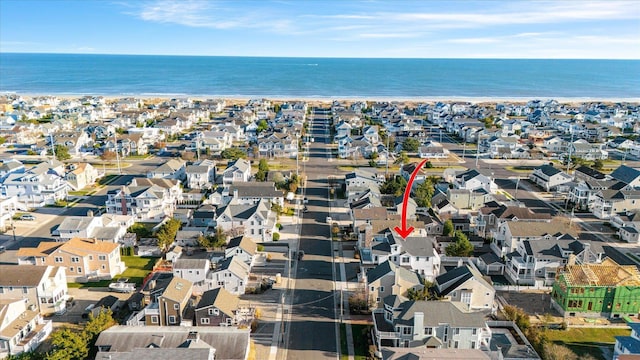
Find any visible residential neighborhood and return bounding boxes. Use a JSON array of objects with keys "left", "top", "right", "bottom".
[{"left": 1, "top": 95, "right": 640, "bottom": 360}]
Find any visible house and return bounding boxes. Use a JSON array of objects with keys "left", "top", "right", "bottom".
[
  {"left": 209, "top": 257, "right": 249, "bottom": 295},
  {"left": 611, "top": 165, "right": 640, "bottom": 188},
  {"left": 55, "top": 216, "right": 104, "bottom": 240},
  {"left": 186, "top": 160, "right": 216, "bottom": 189},
  {"left": 444, "top": 169, "right": 497, "bottom": 194},
  {"left": 221, "top": 159, "right": 251, "bottom": 185},
  {"left": 434, "top": 264, "right": 495, "bottom": 312},
  {"left": 0, "top": 265, "right": 68, "bottom": 315},
  {"left": 492, "top": 220, "right": 577, "bottom": 257},
  {"left": 0, "top": 298, "right": 53, "bottom": 359},
  {"left": 551, "top": 259, "right": 640, "bottom": 319},
  {"left": 144, "top": 276, "right": 193, "bottom": 326},
  {"left": 361, "top": 231, "right": 441, "bottom": 281},
  {"left": 1, "top": 164, "right": 69, "bottom": 208},
  {"left": 224, "top": 236, "right": 257, "bottom": 267},
  {"left": 65, "top": 163, "right": 99, "bottom": 191},
  {"left": 372, "top": 298, "right": 491, "bottom": 350},
  {"left": 614, "top": 322, "right": 640, "bottom": 360},
  {"left": 345, "top": 168, "right": 384, "bottom": 199},
  {"left": 505, "top": 237, "right": 604, "bottom": 286},
  {"left": 95, "top": 326, "right": 251, "bottom": 360},
  {"left": 194, "top": 288, "right": 252, "bottom": 327},
  {"left": 215, "top": 199, "right": 276, "bottom": 242},
  {"left": 0, "top": 160, "right": 25, "bottom": 181},
  {"left": 591, "top": 189, "right": 640, "bottom": 220},
  {"left": 528, "top": 165, "right": 573, "bottom": 192},
  {"left": 146, "top": 159, "right": 186, "bottom": 180},
  {"left": 365, "top": 260, "right": 423, "bottom": 308},
  {"left": 172, "top": 259, "right": 210, "bottom": 293},
  {"left": 191, "top": 204, "right": 217, "bottom": 228},
  {"left": 447, "top": 188, "right": 492, "bottom": 211},
  {"left": 619, "top": 226, "right": 640, "bottom": 244},
  {"left": 16, "top": 238, "right": 126, "bottom": 282},
  {"left": 105, "top": 180, "right": 182, "bottom": 222},
  {"left": 567, "top": 178, "right": 619, "bottom": 211},
  {"left": 227, "top": 182, "right": 284, "bottom": 207},
  {"left": 474, "top": 203, "right": 551, "bottom": 239},
  {"left": 418, "top": 141, "right": 448, "bottom": 159}
]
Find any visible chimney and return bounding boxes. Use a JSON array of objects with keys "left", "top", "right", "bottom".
[
  {"left": 567, "top": 254, "right": 577, "bottom": 266},
  {"left": 120, "top": 186, "right": 128, "bottom": 215},
  {"left": 233, "top": 188, "right": 238, "bottom": 199},
  {"left": 187, "top": 331, "right": 199, "bottom": 342},
  {"left": 413, "top": 312, "right": 424, "bottom": 337}
]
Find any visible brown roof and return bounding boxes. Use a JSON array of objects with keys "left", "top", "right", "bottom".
[
  {"left": 506, "top": 220, "right": 577, "bottom": 238},
  {"left": 0, "top": 301, "right": 39, "bottom": 339},
  {"left": 563, "top": 259, "right": 640, "bottom": 287},
  {"left": 17, "top": 238, "right": 119, "bottom": 258},
  {"left": 133, "top": 178, "right": 179, "bottom": 188},
  {"left": 196, "top": 287, "right": 239, "bottom": 318},
  {"left": 352, "top": 207, "right": 389, "bottom": 221},
  {"left": 161, "top": 276, "right": 193, "bottom": 303},
  {"left": 0, "top": 265, "right": 48, "bottom": 287}
]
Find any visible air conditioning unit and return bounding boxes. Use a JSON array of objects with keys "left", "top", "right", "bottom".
[{"left": 29, "top": 304, "right": 37, "bottom": 311}]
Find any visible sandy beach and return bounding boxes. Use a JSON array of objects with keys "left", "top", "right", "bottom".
[{"left": 5, "top": 92, "right": 640, "bottom": 105}]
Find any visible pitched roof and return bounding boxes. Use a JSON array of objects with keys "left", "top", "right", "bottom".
[
  {"left": 536, "top": 164, "right": 561, "bottom": 176},
  {"left": 0, "top": 265, "right": 49, "bottom": 287},
  {"left": 226, "top": 236, "right": 257, "bottom": 256},
  {"left": 394, "top": 300, "right": 486, "bottom": 328},
  {"left": 506, "top": 220, "right": 577, "bottom": 238},
  {"left": 95, "top": 326, "right": 250, "bottom": 359},
  {"left": 196, "top": 287, "right": 239, "bottom": 318},
  {"left": 161, "top": 276, "right": 193, "bottom": 303},
  {"left": 610, "top": 165, "right": 640, "bottom": 185}
]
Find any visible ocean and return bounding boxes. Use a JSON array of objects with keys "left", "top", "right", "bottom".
[{"left": 0, "top": 53, "right": 639, "bottom": 99}]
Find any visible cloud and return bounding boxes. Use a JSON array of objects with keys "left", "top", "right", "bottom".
[{"left": 358, "top": 32, "right": 422, "bottom": 39}]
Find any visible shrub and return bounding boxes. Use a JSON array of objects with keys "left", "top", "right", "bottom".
[
  {"left": 257, "top": 244, "right": 265, "bottom": 252},
  {"left": 272, "top": 233, "right": 280, "bottom": 241},
  {"left": 276, "top": 223, "right": 283, "bottom": 230}
]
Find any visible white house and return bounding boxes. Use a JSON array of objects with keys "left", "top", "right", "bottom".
[{"left": 208, "top": 257, "right": 249, "bottom": 295}]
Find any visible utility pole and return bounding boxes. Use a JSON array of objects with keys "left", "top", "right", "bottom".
[
  {"left": 385, "top": 130, "right": 390, "bottom": 178},
  {"left": 49, "top": 131, "right": 56, "bottom": 165},
  {"left": 114, "top": 132, "right": 122, "bottom": 175},
  {"left": 566, "top": 132, "right": 574, "bottom": 174},
  {"left": 475, "top": 146, "right": 480, "bottom": 168},
  {"left": 296, "top": 134, "right": 299, "bottom": 177}
]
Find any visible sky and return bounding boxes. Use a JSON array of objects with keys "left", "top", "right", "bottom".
[{"left": 1, "top": 0, "right": 639, "bottom": 59}]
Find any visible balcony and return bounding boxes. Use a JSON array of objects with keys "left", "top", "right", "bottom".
[
  {"left": 15, "top": 319, "right": 53, "bottom": 355},
  {"left": 373, "top": 310, "right": 397, "bottom": 340}
]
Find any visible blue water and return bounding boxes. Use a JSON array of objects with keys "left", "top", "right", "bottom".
[{"left": 1, "top": 53, "right": 638, "bottom": 98}]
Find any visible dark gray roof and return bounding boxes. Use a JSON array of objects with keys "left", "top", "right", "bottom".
[
  {"left": 230, "top": 182, "right": 282, "bottom": 198},
  {"left": 394, "top": 300, "right": 486, "bottom": 328},
  {"left": 536, "top": 164, "right": 561, "bottom": 176},
  {"left": 610, "top": 165, "right": 640, "bottom": 185},
  {"left": 399, "top": 236, "right": 436, "bottom": 257}
]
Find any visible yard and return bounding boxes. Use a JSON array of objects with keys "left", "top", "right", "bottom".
[
  {"left": 546, "top": 327, "right": 630, "bottom": 360},
  {"left": 67, "top": 256, "right": 159, "bottom": 288},
  {"left": 340, "top": 324, "right": 372, "bottom": 360}
]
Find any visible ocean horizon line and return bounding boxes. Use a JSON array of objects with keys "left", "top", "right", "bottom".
[{"left": 2, "top": 52, "right": 639, "bottom": 61}]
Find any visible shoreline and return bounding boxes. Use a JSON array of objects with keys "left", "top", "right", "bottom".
[{"left": 3, "top": 92, "right": 640, "bottom": 104}]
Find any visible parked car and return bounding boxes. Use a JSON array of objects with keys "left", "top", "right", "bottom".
[{"left": 19, "top": 214, "right": 36, "bottom": 221}]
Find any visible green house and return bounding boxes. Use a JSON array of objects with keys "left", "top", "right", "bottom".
[{"left": 551, "top": 259, "right": 640, "bottom": 319}]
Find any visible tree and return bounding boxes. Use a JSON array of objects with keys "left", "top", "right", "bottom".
[
  {"left": 156, "top": 218, "right": 181, "bottom": 251},
  {"left": 402, "top": 138, "right": 420, "bottom": 152},
  {"left": 83, "top": 309, "right": 116, "bottom": 345},
  {"left": 0, "top": 136, "right": 6, "bottom": 145},
  {"left": 443, "top": 219, "right": 454, "bottom": 236},
  {"left": 255, "top": 159, "right": 269, "bottom": 181},
  {"left": 592, "top": 158, "right": 604, "bottom": 170},
  {"left": 369, "top": 151, "right": 379, "bottom": 160},
  {"left": 182, "top": 151, "right": 195, "bottom": 161},
  {"left": 543, "top": 343, "right": 578, "bottom": 360},
  {"left": 221, "top": 147, "right": 247, "bottom": 160},
  {"left": 380, "top": 175, "right": 407, "bottom": 196},
  {"left": 49, "top": 144, "right": 71, "bottom": 161},
  {"left": 100, "top": 150, "right": 117, "bottom": 163},
  {"left": 406, "top": 280, "right": 441, "bottom": 301},
  {"left": 394, "top": 151, "right": 409, "bottom": 165},
  {"left": 445, "top": 231, "right": 474, "bottom": 257},
  {"left": 256, "top": 119, "right": 268, "bottom": 134},
  {"left": 48, "top": 328, "right": 88, "bottom": 360},
  {"left": 413, "top": 176, "right": 438, "bottom": 208},
  {"left": 272, "top": 232, "right": 280, "bottom": 241}
]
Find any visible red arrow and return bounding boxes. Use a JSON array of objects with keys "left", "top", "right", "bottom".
[{"left": 394, "top": 159, "right": 428, "bottom": 239}]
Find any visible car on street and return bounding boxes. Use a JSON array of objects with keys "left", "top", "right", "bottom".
[{"left": 19, "top": 214, "right": 36, "bottom": 221}]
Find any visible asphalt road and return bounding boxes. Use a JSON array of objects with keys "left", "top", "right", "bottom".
[{"left": 285, "top": 110, "right": 340, "bottom": 359}]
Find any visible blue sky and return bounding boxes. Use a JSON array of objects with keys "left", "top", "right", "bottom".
[{"left": 1, "top": 0, "right": 639, "bottom": 58}]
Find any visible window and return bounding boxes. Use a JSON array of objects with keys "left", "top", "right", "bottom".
[
  {"left": 201, "top": 318, "right": 210, "bottom": 324},
  {"left": 22, "top": 287, "right": 28, "bottom": 294},
  {"left": 88, "top": 255, "right": 93, "bottom": 260},
  {"left": 151, "top": 316, "right": 158, "bottom": 324},
  {"left": 174, "top": 304, "right": 179, "bottom": 310},
  {"left": 54, "top": 257, "right": 63, "bottom": 263},
  {"left": 69, "top": 267, "right": 74, "bottom": 272},
  {"left": 218, "top": 281, "right": 225, "bottom": 286},
  {"left": 454, "top": 328, "right": 460, "bottom": 335},
  {"left": 370, "top": 286, "right": 375, "bottom": 292},
  {"left": 472, "top": 328, "right": 477, "bottom": 335},
  {"left": 77, "top": 267, "right": 82, "bottom": 273},
  {"left": 471, "top": 341, "right": 476, "bottom": 349},
  {"left": 169, "top": 315, "right": 176, "bottom": 324},
  {"left": 71, "top": 257, "right": 80, "bottom": 263},
  {"left": 403, "top": 327, "right": 412, "bottom": 335},
  {"left": 0, "top": 287, "right": 3, "bottom": 294},
  {"left": 101, "top": 265, "right": 106, "bottom": 270},
  {"left": 99, "top": 255, "right": 107, "bottom": 261},
  {"left": 425, "top": 327, "right": 432, "bottom": 335},
  {"left": 454, "top": 341, "right": 459, "bottom": 348},
  {"left": 208, "top": 308, "right": 216, "bottom": 315}
]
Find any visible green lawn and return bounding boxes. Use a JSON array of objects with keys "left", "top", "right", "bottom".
[
  {"left": 68, "top": 189, "right": 92, "bottom": 196},
  {"left": 546, "top": 327, "right": 631, "bottom": 360},
  {"left": 67, "top": 256, "right": 159, "bottom": 288}
]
